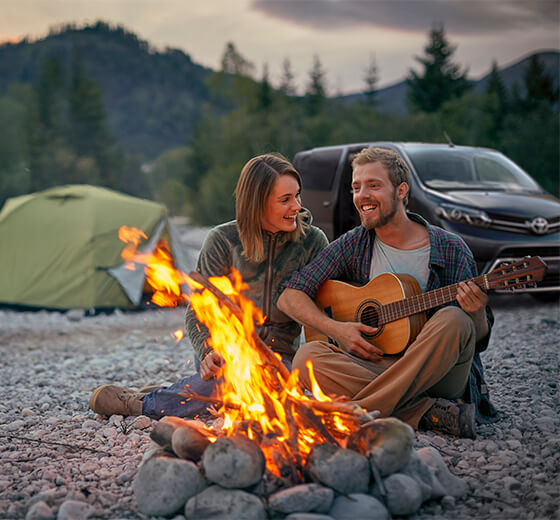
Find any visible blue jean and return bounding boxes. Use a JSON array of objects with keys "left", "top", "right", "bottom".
[{"left": 142, "top": 355, "right": 292, "bottom": 419}]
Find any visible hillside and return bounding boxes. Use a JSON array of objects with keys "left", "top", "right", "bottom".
[
  {"left": 0, "top": 22, "right": 215, "bottom": 159},
  {"left": 342, "top": 49, "right": 560, "bottom": 114},
  {"left": 1, "top": 23, "right": 557, "bottom": 158}
]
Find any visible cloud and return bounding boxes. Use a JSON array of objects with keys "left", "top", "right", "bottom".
[{"left": 251, "top": 0, "right": 559, "bottom": 34}]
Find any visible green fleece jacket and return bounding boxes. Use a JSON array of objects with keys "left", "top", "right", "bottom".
[{"left": 185, "top": 210, "right": 328, "bottom": 361}]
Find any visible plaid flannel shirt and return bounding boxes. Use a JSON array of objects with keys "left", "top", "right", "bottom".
[{"left": 283, "top": 212, "right": 497, "bottom": 422}]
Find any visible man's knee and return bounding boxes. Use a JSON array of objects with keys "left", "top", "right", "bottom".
[
  {"left": 434, "top": 306, "right": 474, "bottom": 335},
  {"left": 293, "top": 341, "right": 327, "bottom": 372}
]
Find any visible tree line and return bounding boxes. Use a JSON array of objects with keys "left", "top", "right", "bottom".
[{"left": 0, "top": 25, "right": 558, "bottom": 223}]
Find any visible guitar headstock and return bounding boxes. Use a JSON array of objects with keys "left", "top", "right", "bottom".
[{"left": 486, "top": 256, "right": 547, "bottom": 291}]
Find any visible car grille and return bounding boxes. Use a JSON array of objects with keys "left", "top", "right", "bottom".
[
  {"left": 484, "top": 212, "right": 560, "bottom": 235},
  {"left": 486, "top": 246, "right": 560, "bottom": 293}
]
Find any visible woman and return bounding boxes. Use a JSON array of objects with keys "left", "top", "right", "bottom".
[{"left": 89, "top": 153, "right": 328, "bottom": 418}]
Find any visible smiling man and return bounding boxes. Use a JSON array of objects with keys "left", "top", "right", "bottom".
[{"left": 278, "top": 147, "right": 497, "bottom": 438}]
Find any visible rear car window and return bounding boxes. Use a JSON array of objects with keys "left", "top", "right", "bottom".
[{"left": 295, "top": 148, "right": 343, "bottom": 191}]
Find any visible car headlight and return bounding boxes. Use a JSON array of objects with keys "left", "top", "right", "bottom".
[{"left": 436, "top": 203, "right": 491, "bottom": 227}]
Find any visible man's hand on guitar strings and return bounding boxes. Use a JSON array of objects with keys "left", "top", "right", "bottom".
[
  {"left": 456, "top": 281, "right": 488, "bottom": 314},
  {"left": 331, "top": 321, "right": 384, "bottom": 361}
]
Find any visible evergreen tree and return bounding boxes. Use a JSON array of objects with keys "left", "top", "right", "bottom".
[
  {"left": 279, "top": 58, "right": 296, "bottom": 96},
  {"left": 481, "top": 61, "right": 508, "bottom": 145},
  {"left": 363, "top": 54, "right": 379, "bottom": 106},
  {"left": 69, "top": 51, "right": 123, "bottom": 186},
  {"left": 220, "top": 42, "right": 254, "bottom": 76},
  {"left": 523, "top": 54, "right": 558, "bottom": 110},
  {"left": 305, "top": 54, "right": 327, "bottom": 116},
  {"left": 258, "top": 63, "right": 272, "bottom": 111},
  {"left": 407, "top": 24, "right": 471, "bottom": 112},
  {"left": 26, "top": 56, "right": 68, "bottom": 191}
]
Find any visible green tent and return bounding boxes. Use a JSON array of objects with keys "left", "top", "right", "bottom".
[{"left": 0, "top": 185, "right": 193, "bottom": 310}]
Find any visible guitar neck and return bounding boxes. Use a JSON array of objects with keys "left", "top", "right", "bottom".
[{"left": 379, "top": 274, "right": 486, "bottom": 325}]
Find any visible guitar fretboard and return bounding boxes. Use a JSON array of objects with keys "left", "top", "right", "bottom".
[{"left": 378, "top": 275, "right": 486, "bottom": 325}]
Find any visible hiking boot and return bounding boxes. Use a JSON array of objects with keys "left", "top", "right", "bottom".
[
  {"left": 419, "top": 398, "right": 476, "bottom": 439},
  {"left": 89, "top": 385, "right": 144, "bottom": 417}
]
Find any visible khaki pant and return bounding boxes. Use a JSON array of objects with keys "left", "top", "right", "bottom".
[{"left": 293, "top": 306, "right": 476, "bottom": 428}]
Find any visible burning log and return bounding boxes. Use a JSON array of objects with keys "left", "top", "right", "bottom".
[{"left": 188, "top": 270, "right": 291, "bottom": 383}]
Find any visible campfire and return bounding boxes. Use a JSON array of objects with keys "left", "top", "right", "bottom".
[
  {"left": 118, "top": 226, "right": 468, "bottom": 518},
  {"left": 118, "top": 225, "right": 376, "bottom": 479}
]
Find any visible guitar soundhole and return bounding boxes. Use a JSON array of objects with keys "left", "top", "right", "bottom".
[{"left": 356, "top": 300, "right": 382, "bottom": 338}]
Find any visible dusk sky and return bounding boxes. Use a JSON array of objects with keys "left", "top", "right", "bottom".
[{"left": 1, "top": 0, "right": 559, "bottom": 94}]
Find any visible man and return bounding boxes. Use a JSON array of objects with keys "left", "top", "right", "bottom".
[{"left": 278, "top": 147, "right": 496, "bottom": 438}]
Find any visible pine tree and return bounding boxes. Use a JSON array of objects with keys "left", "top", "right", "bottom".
[
  {"left": 305, "top": 54, "right": 327, "bottom": 116},
  {"left": 220, "top": 42, "right": 254, "bottom": 76},
  {"left": 482, "top": 61, "right": 508, "bottom": 143},
  {"left": 363, "top": 54, "right": 379, "bottom": 106},
  {"left": 279, "top": 58, "right": 296, "bottom": 96},
  {"left": 407, "top": 24, "right": 471, "bottom": 112},
  {"left": 258, "top": 63, "right": 272, "bottom": 110},
  {"left": 523, "top": 54, "right": 558, "bottom": 110}
]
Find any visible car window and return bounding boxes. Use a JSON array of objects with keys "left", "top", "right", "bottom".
[{"left": 405, "top": 147, "right": 543, "bottom": 192}]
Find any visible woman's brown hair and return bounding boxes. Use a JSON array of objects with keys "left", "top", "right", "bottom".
[{"left": 235, "top": 153, "right": 304, "bottom": 262}]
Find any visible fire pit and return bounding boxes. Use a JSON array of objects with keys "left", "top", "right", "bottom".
[{"left": 116, "top": 227, "right": 469, "bottom": 518}]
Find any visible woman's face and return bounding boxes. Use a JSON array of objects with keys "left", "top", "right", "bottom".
[{"left": 261, "top": 174, "right": 302, "bottom": 233}]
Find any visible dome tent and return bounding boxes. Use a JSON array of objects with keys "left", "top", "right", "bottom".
[{"left": 0, "top": 185, "right": 193, "bottom": 310}]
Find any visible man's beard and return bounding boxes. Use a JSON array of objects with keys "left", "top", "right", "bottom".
[{"left": 360, "top": 192, "right": 399, "bottom": 230}]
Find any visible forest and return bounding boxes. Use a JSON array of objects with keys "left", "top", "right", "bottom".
[{"left": 0, "top": 22, "right": 558, "bottom": 224}]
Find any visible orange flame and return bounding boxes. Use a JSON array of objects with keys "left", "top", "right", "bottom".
[
  {"left": 173, "top": 329, "right": 184, "bottom": 342},
  {"left": 185, "top": 272, "right": 358, "bottom": 477},
  {"left": 117, "top": 225, "right": 359, "bottom": 476},
  {"left": 118, "top": 226, "right": 190, "bottom": 307}
]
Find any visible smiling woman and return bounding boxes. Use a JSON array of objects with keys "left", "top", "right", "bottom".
[{"left": 89, "top": 152, "right": 329, "bottom": 419}]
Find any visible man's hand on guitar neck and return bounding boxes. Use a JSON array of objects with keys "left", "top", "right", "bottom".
[
  {"left": 456, "top": 281, "right": 489, "bottom": 340},
  {"left": 326, "top": 321, "right": 384, "bottom": 361}
]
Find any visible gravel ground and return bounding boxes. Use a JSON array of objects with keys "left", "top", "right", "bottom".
[{"left": 0, "top": 288, "right": 558, "bottom": 519}]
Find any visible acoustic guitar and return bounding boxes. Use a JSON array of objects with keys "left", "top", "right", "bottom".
[{"left": 304, "top": 256, "right": 547, "bottom": 354}]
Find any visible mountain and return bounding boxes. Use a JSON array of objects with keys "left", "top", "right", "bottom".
[
  {"left": 342, "top": 50, "right": 560, "bottom": 114},
  {"left": 0, "top": 22, "right": 215, "bottom": 159}
]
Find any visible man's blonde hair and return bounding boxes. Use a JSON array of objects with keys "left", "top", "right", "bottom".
[{"left": 352, "top": 147, "right": 410, "bottom": 205}]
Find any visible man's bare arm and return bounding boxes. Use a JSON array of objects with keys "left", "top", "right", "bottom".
[{"left": 278, "top": 288, "right": 383, "bottom": 361}]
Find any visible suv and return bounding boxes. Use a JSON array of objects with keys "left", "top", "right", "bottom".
[{"left": 293, "top": 142, "right": 560, "bottom": 298}]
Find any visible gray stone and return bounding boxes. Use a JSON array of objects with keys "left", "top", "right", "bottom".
[
  {"left": 56, "top": 500, "right": 92, "bottom": 520},
  {"left": 417, "top": 447, "right": 468, "bottom": 498},
  {"left": 202, "top": 434, "right": 265, "bottom": 488},
  {"left": 285, "top": 515, "right": 334, "bottom": 520},
  {"left": 25, "top": 501, "right": 55, "bottom": 520},
  {"left": 269, "top": 483, "right": 334, "bottom": 514},
  {"left": 329, "top": 494, "right": 390, "bottom": 520},
  {"left": 400, "top": 449, "right": 434, "bottom": 502},
  {"left": 383, "top": 473, "right": 423, "bottom": 516},
  {"left": 185, "top": 485, "right": 265, "bottom": 520},
  {"left": 347, "top": 417, "right": 414, "bottom": 476},
  {"left": 305, "top": 443, "right": 370, "bottom": 495},
  {"left": 133, "top": 453, "right": 207, "bottom": 517}
]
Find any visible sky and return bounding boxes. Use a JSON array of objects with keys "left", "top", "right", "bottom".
[{"left": 1, "top": 0, "right": 559, "bottom": 94}]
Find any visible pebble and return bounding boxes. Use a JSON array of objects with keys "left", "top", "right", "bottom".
[{"left": 0, "top": 276, "right": 557, "bottom": 519}]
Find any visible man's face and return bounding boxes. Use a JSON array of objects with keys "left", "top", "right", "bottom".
[{"left": 352, "top": 161, "right": 403, "bottom": 229}]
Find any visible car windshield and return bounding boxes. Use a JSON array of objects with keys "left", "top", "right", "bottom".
[{"left": 404, "top": 146, "right": 543, "bottom": 192}]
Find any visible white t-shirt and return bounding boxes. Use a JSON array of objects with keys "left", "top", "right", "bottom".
[{"left": 369, "top": 237, "right": 430, "bottom": 292}]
